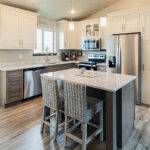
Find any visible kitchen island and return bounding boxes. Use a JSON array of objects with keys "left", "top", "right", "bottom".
[{"left": 42, "top": 68, "right": 136, "bottom": 150}]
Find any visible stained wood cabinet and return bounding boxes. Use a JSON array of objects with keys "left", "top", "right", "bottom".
[
  {"left": 46, "top": 63, "right": 78, "bottom": 72},
  {"left": 0, "top": 70, "right": 23, "bottom": 107},
  {"left": 0, "top": 4, "right": 38, "bottom": 49}
]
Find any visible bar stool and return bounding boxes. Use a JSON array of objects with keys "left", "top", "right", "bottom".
[
  {"left": 63, "top": 81, "right": 103, "bottom": 150},
  {"left": 40, "top": 75, "right": 64, "bottom": 141}
]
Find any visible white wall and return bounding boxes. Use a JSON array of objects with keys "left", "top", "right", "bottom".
[
  {"left": 0, "top": 17, "right": 60, "bottom": 63},
  {"left": 87, "top": 0, "right": 150, "bottom": 19}
]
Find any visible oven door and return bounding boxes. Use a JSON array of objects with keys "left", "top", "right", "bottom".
[{"left": 78, "top": 64, "right": 97, "bottom": 70}]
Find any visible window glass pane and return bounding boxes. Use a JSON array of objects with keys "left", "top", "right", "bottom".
[
  {"left": 44, "top": 30, "right": 53, "bottom": 53},
  {"left": 36, "top": 29, "right": 42, "bottom": 53}
]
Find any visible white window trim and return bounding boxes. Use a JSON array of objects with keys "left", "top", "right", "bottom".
[{"left": 34, "top": 28, "right": 56, "bottom": 54}]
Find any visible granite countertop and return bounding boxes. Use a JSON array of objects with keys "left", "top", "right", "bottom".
[
  {"left": 41, "top": 68, "right": 136, "bottom": 92},
  {"left": 0, "top": 61, "right": 80, "bottom": 71}
]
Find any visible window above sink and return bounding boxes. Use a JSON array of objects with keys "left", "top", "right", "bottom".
[{"left": 34, "top": 28, "right": 56, "bottom": 55}]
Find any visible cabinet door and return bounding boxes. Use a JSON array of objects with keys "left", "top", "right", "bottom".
[
  {"left": 109, "top": 16, "right": 123, "bottom": 34},
  {"left": 64, "top": 21, "right": 69, "bottom": 49},
  {"left": 124, "top": 13, "right": 140, "bottom": 33},
  {"left": 79, "top": 23, "right": 86, "bottom": 49},
  {"left": 21, "top": 14, "right": 37, "bottom": 49},
  {"left": 2, "top": 10, "right": 20, "bottom": 49},
  {"left": 69, "top": 22, "right": 79, "bottom": 49},
  {"left": 142, "top": 37, "right": 150, "bottom": 105},
  {"left": 141, "top": 9, "right": 150, "bottom": 37}
]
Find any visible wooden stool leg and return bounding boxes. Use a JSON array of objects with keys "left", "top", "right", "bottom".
[
  {"left": 54, "top": 111, "right": 59, "bottom": 141},
  {"left": 64, "top": 115, "right": 68, "bottom": 148},
  {"left": 82, "top": 123, "right": 87, "bottom": 150},
  {"left": 100, "top": 108, "right": 104, "bottom": 141},
  {"left": 41, "top": 106, "right": 46, "bottom": 133}
]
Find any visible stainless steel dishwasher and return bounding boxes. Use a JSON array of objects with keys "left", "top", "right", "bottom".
[{"left": 24, "top": 67, "right": 46, "bottom": 99}]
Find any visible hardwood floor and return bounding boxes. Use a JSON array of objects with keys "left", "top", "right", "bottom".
[{"left": 0, "top": 97, "right": 150, "bottom": 150}]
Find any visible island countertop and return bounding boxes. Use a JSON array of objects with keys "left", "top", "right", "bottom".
[{"left": 41, "top": 68, "right": 136, "bottom": 92}]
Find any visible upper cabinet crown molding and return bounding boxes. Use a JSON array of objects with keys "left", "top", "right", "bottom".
[{"left": 0, "top": 4, "right": 39, "bottom": 49}]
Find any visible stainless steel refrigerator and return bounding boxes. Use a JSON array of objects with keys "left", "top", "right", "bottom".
[{"left": 107, "top": 33, "right": 141, "bottom": 104}]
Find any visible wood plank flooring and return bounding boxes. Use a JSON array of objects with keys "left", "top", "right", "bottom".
[{"left": 0, "top": 97, "right": 150, "bottom": 150}]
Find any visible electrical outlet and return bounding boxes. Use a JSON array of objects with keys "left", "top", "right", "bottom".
[{"left": 19, "top": 54, "right": 23, "bottom": 60}]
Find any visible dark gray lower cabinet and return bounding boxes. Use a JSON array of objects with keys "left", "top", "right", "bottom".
[
  {"left": 46, "top": 63, "right": 78, "bottom": 72},
  {"left": 0, "top": 63, "right": 78, "bottom": 107},
  {"left": 0, "top": 70, "right": 23, "bottom": 107}
]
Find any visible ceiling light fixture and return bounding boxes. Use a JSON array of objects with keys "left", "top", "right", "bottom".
[
  {"left": 69, "top": 0, "right": 74, "bottom": 31},
  {"left": 70, "top": 9, "right": 75, "bottom": 14},
  {"left": 100, "top": 0, "right": 107, "bottom": 26}
]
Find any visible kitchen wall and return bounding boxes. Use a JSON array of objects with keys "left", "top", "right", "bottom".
[
  {"left": 0, "top": 17, "right": 60, "bottom": 63},
  {"left": 87, "top": 0, "right": 150, "bottom": 19}
]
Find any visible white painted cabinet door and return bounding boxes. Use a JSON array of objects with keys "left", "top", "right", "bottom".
[
  {"left": 141, "top": 9, "right": 150, "bottom": 37},
  {"left": 69, "top": 22, "right": 79, "bottom": 49},
  {"left": 79, "top": 23, "right": 86, "bottom": 49},
  {"left": 21, "top": 14, "right": 37, "bottom": 49},
  {"left": 124, "top": 13, "right": 140, "bottom": 33},
  {"left": 2, "top": 10, "right": 20, "bottom": 49},
  {"left": 109, "top": 16, "right": 123, "bottom": 34},
  {"left": 142, "top": 37, "right": 150, "bottom": 105}
]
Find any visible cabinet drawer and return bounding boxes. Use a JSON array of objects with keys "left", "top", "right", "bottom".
[
  {"left": 8, "top": 77, "right": 23, "bottom": 87},
  {"left": 7, "top": 88, "right": 23, "bottom": 103},
  {"left": 7, "top": 70, "right": 23, "bottom": 78}
]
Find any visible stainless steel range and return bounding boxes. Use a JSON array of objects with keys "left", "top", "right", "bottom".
[{"left": 78, "top": 54, "right": 106, "bottom": 70}]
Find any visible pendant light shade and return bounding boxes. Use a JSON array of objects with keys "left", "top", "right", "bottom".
[
  {"left": 100, "top": 0, "right": 107, "bottom": 27},
  {"left": 69, "top": 22, "right": 74, "bottom": 31},
  {"left": 70, "top": 9, "right": 75, "bottom": 14},
  {"left": 100, "top": 17, "right": 107, "bottom": 26}
]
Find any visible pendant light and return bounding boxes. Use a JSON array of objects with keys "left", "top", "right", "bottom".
[
  {"left": 69, "top": 0, "right": 74, "bottom": 31},
  {"left": 100, "top": 0, "right": 107, "bottom": 26}
]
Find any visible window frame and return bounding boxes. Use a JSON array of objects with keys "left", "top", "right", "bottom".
[{"left": 34, "top": 28, "right": 56, "bottom": 55}]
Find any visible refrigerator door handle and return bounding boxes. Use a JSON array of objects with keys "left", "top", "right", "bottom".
[
  {"left": 119, "top": 46, "right": 121, "bottom": 73},
  {"left": 116, "top": 43, "right": 121, "bottom": 73}
]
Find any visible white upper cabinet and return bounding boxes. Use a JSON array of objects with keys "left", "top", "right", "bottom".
[
  {"left": 57, "top": 20, "right": 80, "bottom": 49},
  {"left": 109, "top": 16, "right": 124, "bottom": 34},
  {"left": 108, "top": 9, "right": 140, "bottom": 34},
  {"left": 0, "top": 4, "right": 38, "bottom": 49},
  {"left": 2, "top": 9, "right": 20, "bottom": 49},
  {"left": 123, "top": 13, "right": 140, "bottom": 33},
  {"left": 141, "top": 7, "right": 150, "bottom": 37},
  {"left": 21, "top": 14, "right": 37, "bottom": 49}
]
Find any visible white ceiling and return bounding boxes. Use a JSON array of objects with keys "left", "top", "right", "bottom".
[{"left": 0, "top": 0, "right": 119, "bottom": 20}]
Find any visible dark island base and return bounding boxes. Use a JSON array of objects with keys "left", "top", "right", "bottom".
[{"left": 43, "top": 81, "right": 135, "bottom": 150}]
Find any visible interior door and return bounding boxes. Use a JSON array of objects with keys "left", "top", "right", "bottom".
[
  {"left": 3, "top": 10, "right": 20, "bottom": 48},
  {"left": 21, "top": 14, "right": 37, "bottom": 49},
  {"left": 119, "top": 34, "right": 141, "bottom": 102}
]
